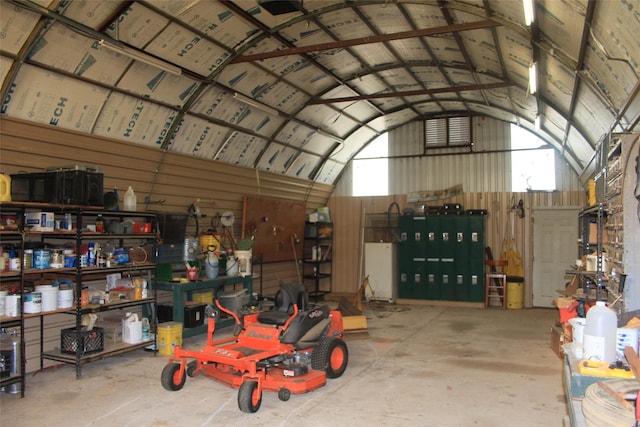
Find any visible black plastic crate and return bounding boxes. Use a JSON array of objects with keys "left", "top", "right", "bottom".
[
  {"left": 61, "top": 327, "right": 104, "bottom": 355},
  {"left": 11, "top": 169, "right": 103, "bottom": 206}
]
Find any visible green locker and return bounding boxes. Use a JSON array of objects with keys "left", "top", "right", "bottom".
[
  {"left": 454, "top": 216, "right": 470, "bottom": 301},
  {"left": 439, "top": 215, "right": 457, "bottom": 301},
  {"left": 414, "top": 258, "right": 429, "bottom": 299},
  {"left": 468, "top": 215, "right": 485, "bottom": 302},
  {"left": 412, "top": 216, "right": 427, "bottom": 259},
  {"left": 424, "top": 215, "right": 441, "bottom": 300},
  {"left": 398, "top": 216, "right": 414, "bottom": 299},
  {"left": 424, "top": 257, "right": 440, "bottom": 300},
  {"left": 396, "top": 212, "right": 485, "bottom": 302}
]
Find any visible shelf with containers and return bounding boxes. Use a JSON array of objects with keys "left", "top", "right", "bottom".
[
  {"left": 0, "top": 202, "right": 158, "bottom": 381},
  {"left": 602, "top": 133, "right": 640, "bottom": 313},
  {"left": 572, "top": 204, "right": 608, "bottom": 303},
  {"left": 0, "top": 204, "right": 26, "bottom": 396},
  {"left": 302, "top": 222, "right": 333, "bottom": 301}
]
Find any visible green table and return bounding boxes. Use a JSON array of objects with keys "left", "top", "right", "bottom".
[{"left": 156, "top": 275, "right": 252, "bottom": 337}]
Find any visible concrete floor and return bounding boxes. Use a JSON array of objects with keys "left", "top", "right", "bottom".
[{"left": 1, "top": 304, "right": 567, "bottom": 426}]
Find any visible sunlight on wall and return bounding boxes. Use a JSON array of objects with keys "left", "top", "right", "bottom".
[
  {"left": 511, "top": 124, "right": 556, "bottom": 192},
  {"left": 353, "top": 133, "right": 389, "bottom": 196}
]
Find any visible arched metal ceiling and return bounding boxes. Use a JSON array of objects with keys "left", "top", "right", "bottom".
[{"left": 1, "top": 0, "right": 639, "bottom": 184}]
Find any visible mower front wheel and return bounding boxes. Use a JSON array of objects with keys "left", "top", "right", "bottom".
[
  {"left": 311, "top": 336, "right": 348, "bottom": 378},
  {"left": 186, "top": 360, "right": 197, "bottom": 377},
  {"left": 161, "top": 363, "right": 186, "bottom": 391},
  {"left": 278, "top": 388, "right": 291, "bottom": 401},
  {"left": 238, "top": 380, "right": 262, "bottom": 413}
]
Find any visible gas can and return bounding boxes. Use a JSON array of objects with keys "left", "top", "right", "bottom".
[{"left": 0, "top": 174, "right": 11, "bottom": 202}]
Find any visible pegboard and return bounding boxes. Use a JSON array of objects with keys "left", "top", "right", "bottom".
[{"left": 242, "top": 196, "right": 305, "bottom": 263}]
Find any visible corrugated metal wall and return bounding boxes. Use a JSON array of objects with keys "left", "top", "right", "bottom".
[{"left": 334, "top": 116, "right": 582, "bottom": 197}]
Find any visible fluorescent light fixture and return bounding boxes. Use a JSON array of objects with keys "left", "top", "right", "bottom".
[
  {"left": 233, "top": 92, "right": 279, "bottom": 116},
  {"left": 98, "top": 39, "right": 182, "bottom": 76},
  {"left": 534, "top": 114, "right": 541, "bottom": 130},
  {"left": 529, "top": 62, "right": 537, "bottom": 95},
  {"left": 523, "top": 0, "right": 535, "bottom": 26}
]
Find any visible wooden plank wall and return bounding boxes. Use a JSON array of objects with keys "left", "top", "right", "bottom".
[
  {"left": 328, "top": 190, "right": 588, "bottom": 306},
  {"left": 0, "top": 117, "right": 333, "bottom": 372},
  {"left": 0, "top": 117, "right": 332, "bottom": 298}
]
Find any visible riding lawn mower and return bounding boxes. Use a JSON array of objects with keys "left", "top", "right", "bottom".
[{"left": 160, "top": 283, "right": 349, "bottom": 413}]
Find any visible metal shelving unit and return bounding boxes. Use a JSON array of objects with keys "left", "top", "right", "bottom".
[
  {"left": 303, "top": 222, "right": 333, "bottom": 301},
  {"left": 0, "top": 202, "right": 158, "bottom": 387}
]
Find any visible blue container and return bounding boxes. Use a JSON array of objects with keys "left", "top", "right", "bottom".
[{"left": 33, "top": 249, "right": 51, "bottom": 269}]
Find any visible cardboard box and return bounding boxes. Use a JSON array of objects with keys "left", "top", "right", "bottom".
[
  {"left": 550, "top": 324, "right": 564, "bottom": 359},
  {"left": 25, "top": 211, "right": 54, "bottom": 231},
  {"left": 588, "top": 223, "right": 608, "bottom": 244}
]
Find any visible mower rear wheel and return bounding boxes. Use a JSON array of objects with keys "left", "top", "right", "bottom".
[
  {"left": 238, "top": 380, "right": 262, "bottom": 413},
  {"left": 161, "top": 363, "right": 186, "bottom": 391},
  {"left": 278, "top": 388, "right": 291, "bottom": 401},
  {"left": 311, "top": 336, "right": 348, "bottom": 379}
]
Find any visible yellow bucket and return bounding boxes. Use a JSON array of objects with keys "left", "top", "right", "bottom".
[
  {"left": 157, "top": 322, "right": 182, "bottom": 355},
  {"left": 506, "top": 281, "right": 524, "bottom": 309}
]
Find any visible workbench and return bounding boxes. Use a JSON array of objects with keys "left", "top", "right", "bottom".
[
  {"left": 564, "top": 343, "right": 597, "bottom": 427},
  {"left": 156, "top": 275, "right": 252, "bottom": 337}
]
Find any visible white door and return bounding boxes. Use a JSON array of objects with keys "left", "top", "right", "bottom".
[{"left": 533, "top": 207, "right": 580, "bottom": 307}]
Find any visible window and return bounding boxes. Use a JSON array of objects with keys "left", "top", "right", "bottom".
[
  {"left": 353, "top": 133, "right": 388, "bottom": 196},
  {"left": 511, "top": 124, "right": 555, "bottom": 191},
  {"left": 425, "top": 117, "right": 472, "bottom": 147}
]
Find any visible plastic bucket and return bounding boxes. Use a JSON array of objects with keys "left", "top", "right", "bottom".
[
  {"left": 506, "top": 280, "right": 524, "bottom": 309},
  {"left": 24, "top": 292, "right": 42, "bottom": 314},
  {"left": 5, "top": 295, "right": 20, "bottom": 317},
  {"left": 157, "top": 322, "right": 182, "bottom": 356},
  {"left": 236, "top": 250, "right": 252, "bottom": 277},
  {"left": 57, "top": 288, "right": 74, "bottom": 309},
  {"left": 35, "top": 285, "right": 59, "bottom": 312}
]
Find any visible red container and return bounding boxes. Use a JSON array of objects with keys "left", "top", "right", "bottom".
[{"left": 133, "top": 222, "right": 152, "bottom": 233}]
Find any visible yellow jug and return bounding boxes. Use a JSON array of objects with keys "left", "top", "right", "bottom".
[{"left": 0, "top": 173, "right": 11, "bottom": 202}]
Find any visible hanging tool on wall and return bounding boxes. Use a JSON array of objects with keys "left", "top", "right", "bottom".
[
  {"left": 516, "top": 198, "right": 525, "bottom": 219},
  {"left": 188, "top": 199, "right": 206, "bottom": 236}
]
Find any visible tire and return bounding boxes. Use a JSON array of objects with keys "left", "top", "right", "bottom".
[
  {"left": 186, "top": 360, "right": 197, "bottom": 377},
  {"left": 278, "top": 388, "right": 291, "bottom": 401},
  {"left": 311, "top": 336, "right": 348, "bottom": 379},
  {"left": 238, "top": 380, "right": 262, "bottom": 413},
  {"left": 161, "top": 363, "right": 186, "bottom": 391}
]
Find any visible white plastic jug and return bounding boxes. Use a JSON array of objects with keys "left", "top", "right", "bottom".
[
  {"left": 122, "top": 313, "right": 142, "bottom": 344},
  {"left": 205, "top": 251, "right": 219, "bottom": 279},
  {"left": 124, "top": 186, "right": 137, "bottom": 211},
  {"left": 584, "top": 301, "right": 617, "bottom": 362}
]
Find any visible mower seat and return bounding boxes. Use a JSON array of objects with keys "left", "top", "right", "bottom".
[{"left": 258, "top": 283, "right": 308, "bottom": 326}]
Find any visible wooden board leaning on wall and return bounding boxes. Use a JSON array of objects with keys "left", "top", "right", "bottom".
[{"left": 242, "top": 196, "right": 305, "bottom": 263}]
